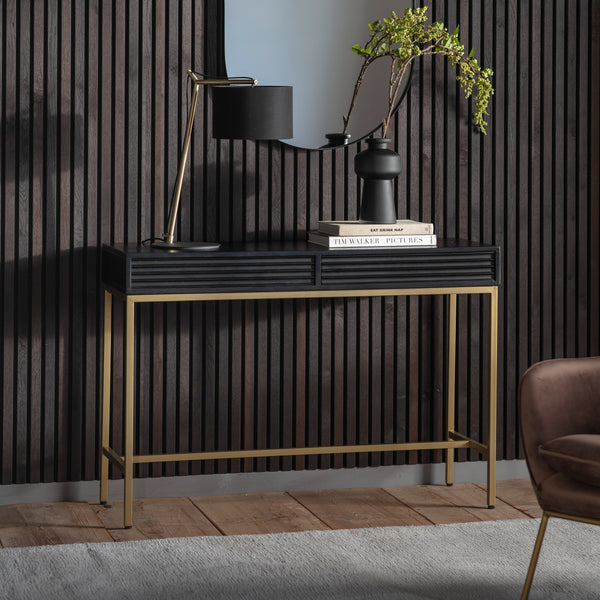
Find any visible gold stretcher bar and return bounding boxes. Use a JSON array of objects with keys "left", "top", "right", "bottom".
[
  {"left": 448, "top": 431, "right": 489, "bottom": 455},
  {"left": 101, "top": 438, "right": 484, "bottom": 469}
]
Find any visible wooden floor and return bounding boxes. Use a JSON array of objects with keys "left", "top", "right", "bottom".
[{"left": 0, "top": 479, "right": 541, "bottom": 549}]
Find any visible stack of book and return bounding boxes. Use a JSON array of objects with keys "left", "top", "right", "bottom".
[{"left": 307, "top": 219, "right": 436, "bottom": 248}]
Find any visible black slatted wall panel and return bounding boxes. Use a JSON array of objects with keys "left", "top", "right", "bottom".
[{"left": 1, "top": 0, "right": 599, "bottom": 485}]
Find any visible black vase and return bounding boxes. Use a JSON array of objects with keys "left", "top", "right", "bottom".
[{"left": 354, "top": 138, "right": 401, "bottom": 223}]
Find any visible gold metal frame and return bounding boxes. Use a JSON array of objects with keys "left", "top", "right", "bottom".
[
  {"left": 521, "top": 510, "right": 600, "bottom": 600},
  {"left": 100, "top": 285, "right": 498, "bottom": 528}
]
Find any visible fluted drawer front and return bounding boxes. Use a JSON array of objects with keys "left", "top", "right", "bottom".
[
  {"left": 128, "top": 256, "right": 316, "bottom": 292},
  {"left": 320, "top": 250, "right": 499, "bottom": 288}
]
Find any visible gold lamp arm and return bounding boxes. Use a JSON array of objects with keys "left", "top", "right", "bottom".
[{"left": 154, "top": 70, "right": 256, "bottom": 250}]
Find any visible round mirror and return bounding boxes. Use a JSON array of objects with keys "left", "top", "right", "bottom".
[{"left": 224, "top": 0, "right": 414, "bottom": 149}]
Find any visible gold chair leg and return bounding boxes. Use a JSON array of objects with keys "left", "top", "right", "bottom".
[{"left": 521, "top": 512, "right": 549, "bottom": 600}]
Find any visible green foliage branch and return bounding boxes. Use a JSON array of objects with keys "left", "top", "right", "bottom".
[{"left": 343, "top": 7, "right": 494, "bottom": 137}]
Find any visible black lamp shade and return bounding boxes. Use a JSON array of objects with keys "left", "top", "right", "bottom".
[{"left": 211, "top": 85, "right": 293, "bottom": 140}]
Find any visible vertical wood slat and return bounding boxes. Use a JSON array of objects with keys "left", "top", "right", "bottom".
[
  {"left": 2, "top": 0, "right": 17, "bottom": 485},
  {"left": 592, "top": 0, "right": 600, "bottom": 353},
  {"left": 0, "top": 0, "right": 599, "bottom": 486}
]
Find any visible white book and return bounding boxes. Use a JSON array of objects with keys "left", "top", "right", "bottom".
[
  {"left": 307, "top": 231, "right": 437, "bottom": 248},
  {"left": 317, "top": 219, "right": 434, "bottom": 236}
]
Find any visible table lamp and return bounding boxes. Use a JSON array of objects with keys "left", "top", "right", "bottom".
[{"left": 152, "top": 70, "right": 293, "bottom": 250}]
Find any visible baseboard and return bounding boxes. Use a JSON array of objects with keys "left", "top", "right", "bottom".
[{"left": 0, "top": 460, "right": 529, "bottom": 506}]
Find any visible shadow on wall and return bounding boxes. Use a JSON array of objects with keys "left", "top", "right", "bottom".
[
  {"left": 2, "top": 247, "right": 103, "bottom": 485},
  {"left": 2, "top": 107, "right": 102, "bottom": 484},
  {"left": 189, "top": 152, "right": 279, "bottom": 245}
]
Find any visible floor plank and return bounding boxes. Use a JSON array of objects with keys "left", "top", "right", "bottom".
[
  {"left": 191, "top": 492, "right": 330, "bottom": 535},
  {"left": 385, "top": 483, "right": 530, "bottom": 525},
  {"left": 289, "top": 488, "right": 432, "bottom": 529},
  {"left": 382, "top": 485, "right": 475, "bottom": 525},
  {"left": 491, "top": 478, "right": 543, "bottom": 518},
  {"left": 0, "top": 502, "right": 113, "bottom": 548},
  {"left": 95, "top": 497, "right": 222, "bottom": 541}
]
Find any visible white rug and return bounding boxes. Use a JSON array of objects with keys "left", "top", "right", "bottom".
[{"left": 1, "top": 518, "right": 599, "bottom": 600}]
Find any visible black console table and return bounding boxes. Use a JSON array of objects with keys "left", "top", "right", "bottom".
[{"left": 101, "top": 239, "right": 500, "bottom": 528}]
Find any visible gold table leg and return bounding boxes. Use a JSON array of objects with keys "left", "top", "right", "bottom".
[
  {"left": 446, "top": 293, "right": 457, "bottom": 486},
  {"left": 100, "top": 290, "right": 112, "bottom": 504},
  {"left": 487, "top": 286, "right": 498, "bottom": 508},
  {"left": 123, "top": 297, "right": 136, "bottom": 528}
]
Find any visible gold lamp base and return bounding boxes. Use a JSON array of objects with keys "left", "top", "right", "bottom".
[{"left": 151, "top": 240, "right": 221, "bottom": 251}]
